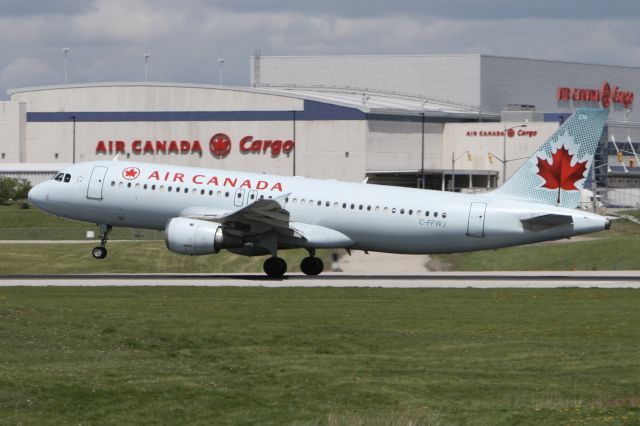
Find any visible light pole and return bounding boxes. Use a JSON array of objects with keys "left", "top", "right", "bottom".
[
  {"left": 71, "top": 115, "right": 76, "bottom": 164},
  {"left": 451, "top": 151, "right": 471, "bottom": 192},
  {"left": 63, "top": 47, "right": 70, "bottom": 84},
  {"left": 218, "top": 58, "right": 224, "bottom": 85},
  {"left": 144, "top": 53, "right": 151, "bottom": 81},
  {"left": 420, "top": 112, "right": 425, "bottom": 189},
  {"left": 502, "top": 124, "right": 527, "bottom": 184}
]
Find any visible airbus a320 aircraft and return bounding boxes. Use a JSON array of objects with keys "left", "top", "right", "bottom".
[{"left": 28, "top": 108, "right": 610, "bottom": 277}]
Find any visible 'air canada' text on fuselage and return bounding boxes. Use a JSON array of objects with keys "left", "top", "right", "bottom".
[{"left": 147, "top": 170, "right": 284, "bottom": 192}]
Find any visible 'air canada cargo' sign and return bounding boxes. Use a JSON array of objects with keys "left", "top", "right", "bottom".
[
  {"left": 556, "top": 82, "right": 634, "bottom": 108},
  {"left": 95, "top": 133, "right": 295, "bottom": 158}
]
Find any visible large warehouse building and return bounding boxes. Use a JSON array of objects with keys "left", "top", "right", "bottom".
[{"left": 1, "top": 54, "right": 639, "bottom": 205}]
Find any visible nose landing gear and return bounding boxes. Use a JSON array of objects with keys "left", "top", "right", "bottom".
[{"left": 91, "top": 224, "right": 111, "bottom": 260}]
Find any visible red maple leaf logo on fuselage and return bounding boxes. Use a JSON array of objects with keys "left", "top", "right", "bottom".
[{"left": 536, "top": 145, "right": 588, "bottom": 204}]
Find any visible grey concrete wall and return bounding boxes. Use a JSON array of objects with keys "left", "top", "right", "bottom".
[
  {"left": 256, "top": 55, "right": 482, "bottom": 109},
  {"left": 480, "top": 56, "right": 640, "bottom": 122},
  {"left": 0, "top": 101, "right": 26, "bottom": 162}
]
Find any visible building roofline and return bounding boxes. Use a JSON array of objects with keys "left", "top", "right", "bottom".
[
  {"left": 258, "top": 53, "right": 640, "bottom": 71},
  {"left": 7, "top": 82, "right": 486, "bottom": 118}
]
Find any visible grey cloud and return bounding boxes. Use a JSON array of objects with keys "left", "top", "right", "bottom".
[
  {"left": 205, "top": 0, "right": 640, "bottom": 19},
  {"left": 0, "top": 0, "right": 92, "bottom": 16},
  {"left": 0, "top": 0, "right": 639, "bottom": 101}
]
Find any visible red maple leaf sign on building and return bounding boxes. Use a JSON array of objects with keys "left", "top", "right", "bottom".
[{"left": 536, "top": 145, "right": 588, "bottom": 204}]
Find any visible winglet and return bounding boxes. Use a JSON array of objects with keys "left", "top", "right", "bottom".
[{"left": 491, "top": 108, "right": 608, "bottom": 208}]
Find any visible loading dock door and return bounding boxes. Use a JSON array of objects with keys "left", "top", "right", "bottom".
[
  {"left": 87, "top": 166, "right": 108, "bottom": 200},
  {"left": 467, "top": 202, "right": 487, "bottom": 237}
]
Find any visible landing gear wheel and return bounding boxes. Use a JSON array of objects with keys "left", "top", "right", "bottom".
[
  {"left": 301, "top": 256, "right": 324, "bottom": 276},
  {"left": 92, "top": 224, "right": 112, "bottom": 260},
  {"left": 92, "top": 246, "right": 108, "bottom": 259},
  {"left": 263, "top": 256, "right": 287, "bottom": 278}
]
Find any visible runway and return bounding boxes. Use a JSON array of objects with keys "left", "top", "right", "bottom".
[{"left": 1, "top": 271, "right": 640, "bottom": 288}]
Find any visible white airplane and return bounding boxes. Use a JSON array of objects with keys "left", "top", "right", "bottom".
[{"left": 28, "top": 108, "right": 610, "bottom": 277}]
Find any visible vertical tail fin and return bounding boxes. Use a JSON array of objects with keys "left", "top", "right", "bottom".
[{"left": 492, "top": 108, "right": 608, "bottom": 208}]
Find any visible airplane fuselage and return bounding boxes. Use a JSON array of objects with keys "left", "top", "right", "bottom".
[{"left": 28, "top": 160, "right": 608, "bottom": 255}]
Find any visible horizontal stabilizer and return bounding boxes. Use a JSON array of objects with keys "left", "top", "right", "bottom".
[{"left": 521, "top": 213, "right": 573, "bottom": 231}]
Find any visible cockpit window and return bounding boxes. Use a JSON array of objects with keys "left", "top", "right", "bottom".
[
  {"left": 54, "top": 173, "right": 64, "bottom": 181},
  {"left": 64, "top": 174, "right": 71, "bottom": 182}
]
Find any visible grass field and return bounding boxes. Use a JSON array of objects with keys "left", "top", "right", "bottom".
[
  {"left": 1, "top": 287, "right": 639, "bottom": 425},
  {"left": 1, "top": 204, "right": 639, "bottom": 273},
  {"left": 0, "top": 242, "right": 328, "bottom": 274},
  {"left": 430, "top": 214, "right": 640, "bottom": 271}
]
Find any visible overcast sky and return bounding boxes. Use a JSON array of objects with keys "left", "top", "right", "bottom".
[{"left": 0, "top": 0, "right": 639, "bottom": 100}]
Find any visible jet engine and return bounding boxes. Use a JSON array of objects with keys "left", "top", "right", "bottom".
[{"left": 165, "top": 217, "right": 243, "bottom": 255}]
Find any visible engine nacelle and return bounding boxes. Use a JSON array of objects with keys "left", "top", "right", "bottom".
[{"left": 165, "top": 217, "right": 242, "bottom": 255}]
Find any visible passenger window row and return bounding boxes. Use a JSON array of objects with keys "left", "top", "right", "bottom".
[
  {"left": 284, "top": 197, "right": 446, "bottom": 218},
  {"left": 109, "top": 179, "right": 447, "bottom": 218},
  {"left": 112, "top": 180, "right": 232, "bottom": 198},
  {"left": 111, "top": 180, "right": 278, "bottom": 201}
]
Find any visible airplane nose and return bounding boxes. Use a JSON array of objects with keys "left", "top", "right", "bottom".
[{"left": 28, "top": 183, "right": 48, "bottom": 209}]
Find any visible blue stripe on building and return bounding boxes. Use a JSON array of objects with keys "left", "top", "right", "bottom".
[{"left": 26, "top": 100, "right": 366, "bottom": 122}]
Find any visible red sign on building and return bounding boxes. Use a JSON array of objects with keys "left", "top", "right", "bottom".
[
  {"left": 96, "top": 133, "right": 295, "bottom": 157},
  {"left": 556, "top": 82, "right": 634, "bottom": 108}
]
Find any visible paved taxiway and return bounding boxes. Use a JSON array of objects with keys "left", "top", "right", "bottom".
[{"left": 1, "top": 271, "right": 640, "bottom": 288}]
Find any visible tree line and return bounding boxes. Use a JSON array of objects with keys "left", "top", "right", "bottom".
[{"left": 0, "top": 177, "right": 32, "bottom": 206}]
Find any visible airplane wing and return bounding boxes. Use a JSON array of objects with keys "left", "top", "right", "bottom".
[
  {"left": 179, "top": 194, "right": 353, "bottom": 248},
  {"left": 180, "top": 194, "right": 291, "bottom": 234}
]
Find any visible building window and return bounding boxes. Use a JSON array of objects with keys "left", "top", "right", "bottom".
[
  {"left": 127, "top": 182, "right": 132, "bottom": 188},
  {"left": 111, "top": 181, "right": 115, "bottom": 187}
]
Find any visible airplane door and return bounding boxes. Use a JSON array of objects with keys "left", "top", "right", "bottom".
[
  {"left": 87, "top": 166, "right": 108, "bottom": 200},
  {"left": 233, "top": 188, "right": 246, "bottom": 207},
  {"left": 467, "top": 202, "right": 487, "bottom": 237}
]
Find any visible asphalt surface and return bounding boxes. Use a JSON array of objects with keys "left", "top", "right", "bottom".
[{"left": 1, "top": 271, "right": 640, "bottom": 288}]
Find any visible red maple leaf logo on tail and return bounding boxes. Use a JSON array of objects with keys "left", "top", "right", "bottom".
[{"left": 536, "top": 146, "right": 588, "bottom": 204}]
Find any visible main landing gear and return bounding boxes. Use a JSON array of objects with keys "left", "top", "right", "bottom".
[
  {"left": 261, "top": 249, "right": 325, "bottom": 278},
  {"left": 300, "top": 255, "right": 324, "bottom": 276},
  {"left": 92, "top": 224, "right": 111, "bottom": 260}
]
